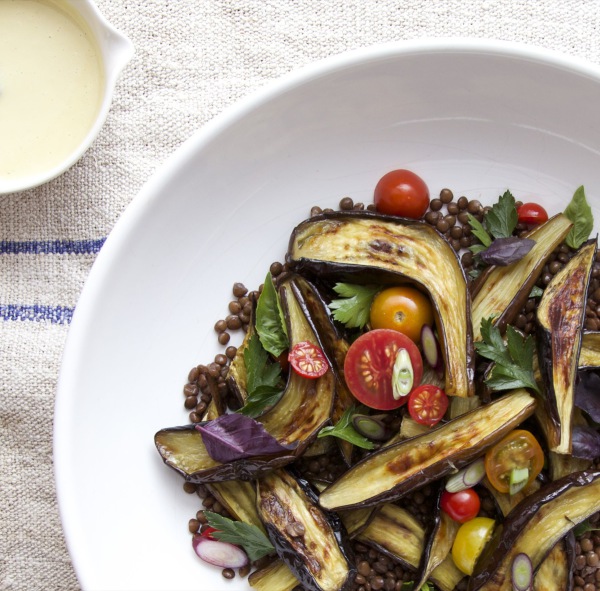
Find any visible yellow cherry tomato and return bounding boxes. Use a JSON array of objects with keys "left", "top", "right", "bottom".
[
  {"left": 451, "top": 517, "right": 495, "bottom": 575},
  {"left": 369, "top": 286, "right": 434, "bottom": 344}
]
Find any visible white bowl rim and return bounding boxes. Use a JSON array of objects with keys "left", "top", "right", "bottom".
[
  {"left": 0, "top": 0, "right": 134, "bottom": 195},
  {"left": 54, "top": 37, "right": 600, "bottom": 587}
]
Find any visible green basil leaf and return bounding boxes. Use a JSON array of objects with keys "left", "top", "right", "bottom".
[
  {"left": 317, "top": 406, "right": 375, "bottom": 450},
  {"left": 238, "top": 334, "right": 285, "bottom": 416},
  {"left": 256, "top": 272, "right": 289, "bottom": 357},
  {"left": 564, "top": 185, "right": 594, "bottom": 250}
]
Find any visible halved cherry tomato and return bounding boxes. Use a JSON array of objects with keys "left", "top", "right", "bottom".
[
  {"left": 408, "top": 384, "right": 448, "bottom": 426},
  {"left": 517, "top": 202, "right": 548, "bottom": 225},
  {"left": 369, "top": 286, "right": 434, "bottom": 344},
  {"left": 344, "top": 329, "right": 423, "bottom": 410},
  {"left": 288, "top": 341, "right": 328, "bottom": 378},
  {"left": 373, "top": 169, "right": 430, "bottom": 219},
  {"left": 484, "top": 429, "right": 544, "bottom": 494},
  {"left": 451, "top": 517, "right": 495, "bottom": 575},
  {"left": 440, "top": 488, "right": 481, "bottom": 523}
]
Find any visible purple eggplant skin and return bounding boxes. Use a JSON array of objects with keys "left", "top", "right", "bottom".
[
  {"left": 469, "top": 470, "right": 600, "bottom": 591},
  {"left": 256, "top": 469, "right": 356, "bottom": 591},
  {"left": 154, "top": 425, "right": 296, "bottom": 484}
]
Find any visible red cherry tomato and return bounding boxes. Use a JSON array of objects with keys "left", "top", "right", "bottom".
[
  {"left": 517, "top": 202, "right": 548, "bottom": 225},
  {"left": 408, "top": 384, "right": 448, "bottom": 426},
  {"left": 288, "top": 341, "right": 329, "bottom": 378},
  {"left": 374, "top": 169, "right": 430, "bottom": 219},
  {"left": 440, "top": 488, "right": 481, "bottom": 523},
  {"left": 343, "top": 329, "right": 423, "bottom": 410}
]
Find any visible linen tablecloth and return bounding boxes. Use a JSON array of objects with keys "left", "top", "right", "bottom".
[{"left": 2, "top": 1, "right": 600, "bottom": 589}]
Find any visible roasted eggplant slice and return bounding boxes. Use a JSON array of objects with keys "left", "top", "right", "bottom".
[
  {"left": 414, "top": 484, "right": 460, "bottom": 591},
  {"left": 579, "top": 330, "right": 600, "bottom": 368},
  {"left": 256, "top": 469, "right": 355, "bottom": 591},
  {"left": 532, "top": 536, "right": 575, "bottom": 591},
  {"left": 287, "top": 210, "right": 474, "bottom": 397},
  {"left": 469, "top": 470, "right": 600, "bottom": 591},
  {"left": 154, "top": 280, "right": 335, "bottom": 483},
  {"left": 206, "top": 480, "right": 265, "bottom": 533},
  {"left": 154, "top": 425, "right": 296, "bottom": 482},
  {"left": 357, "top": 503, "right": 465, "bottom": 591},
  {"left": 225, "top": 297, "right": 257, "bottom": 406},
  {"left": 536, "top": 239, "right": 597, "bottom": 454},
  {"left": 258, "top": 282, "right": 335, "bottom": 447},
  {"left": 319, "top": 389, "right": 536, "bottom": 511},
  {"left": 471, "top": 214, "right": 573, "bottom": 340},
  {"left": 248, "top": 559, "right": 299, "bottom": 591},
  {"left": 481, "top": 476, "right": 573, "bottom": 591},
  {"left": 291, "top": 275, "right": 356, "bottom": 464}
]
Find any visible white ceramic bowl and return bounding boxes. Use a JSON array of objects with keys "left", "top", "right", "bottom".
[
  {"left": 0, "top": 0, "right": 133, "bottom": 194},
  {"left": 55, "top": 40, "right": 600, "bottom": 590}
]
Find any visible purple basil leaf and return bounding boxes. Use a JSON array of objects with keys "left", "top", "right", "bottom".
[
  {"left": 196, "top": 413, "right": 295, "bottom": 463},
  {"left": 571, "top": 424, "right": 600, "bottom": 460},
  {"left": 479, "top": 237, "right": 536, "bottom": 266},
  {"left": 575, "top": 371, "right": 600, "bottom": 422}
]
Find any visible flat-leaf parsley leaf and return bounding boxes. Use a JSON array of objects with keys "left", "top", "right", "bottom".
[
  {"left": 475, "top": 317, "right": 539, "bottom": 393},
  {"left": 485, "top": 190, "right": 518, "bottom": 239},
  {"left": 204, "top": 511, "right": 275, "bottom": 561},
  {"left": 328, "top": 283, "right": 380, "bottom": 329}
]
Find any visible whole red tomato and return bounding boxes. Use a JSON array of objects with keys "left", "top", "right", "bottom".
[
  {"left": 440, "top": 488, "right": 481, "bottom": 523},
  {"left": 374, "top": 169, "right": 430, "bottom": 219}
]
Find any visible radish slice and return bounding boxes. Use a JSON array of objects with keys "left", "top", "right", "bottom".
[
  {"left": 192, "top": 534, "right": 249, "bottom": 568},
  {"left": 445, "top": 457, "right": 486, "bottom": 493},
  {"left": 421, "top": 324, "right": 443, "bottom": 371},
  {"left": 511, "top": 552, "right": 533, "bottom": 591}
]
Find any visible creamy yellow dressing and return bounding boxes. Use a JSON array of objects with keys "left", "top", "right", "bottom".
[{"left": 0, "top": 0, "right": 104, "bottom": 182}]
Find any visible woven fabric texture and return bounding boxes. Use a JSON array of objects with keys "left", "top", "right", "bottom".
[{"left": 2, "top": 1, "right": 600, "bottom": 589}]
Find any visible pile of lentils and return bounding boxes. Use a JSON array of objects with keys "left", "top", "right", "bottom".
[{"left": 178, "top": 188, "right": 600, "bottom": 590}]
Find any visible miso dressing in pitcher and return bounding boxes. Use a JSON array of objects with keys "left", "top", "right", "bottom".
[{"left": 0, "top": 0, "right": 104, "bottom": 183}]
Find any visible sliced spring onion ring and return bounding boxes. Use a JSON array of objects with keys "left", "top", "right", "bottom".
[
  {"left": 392, "top": 348, "right": 414, "bottom": 400},
  {"left": 511, "top": 552, "right": 533, "bottom": 591},
  {"left": 509, "top": 467, "right": 530, "bottom": 495},
  {"left": 445, "top": 457, "right": 486, "bottom": 493}
]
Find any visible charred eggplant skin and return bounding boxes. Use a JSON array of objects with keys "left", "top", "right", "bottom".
[
  {"left": 256, "top": 469, "right": 356, "bottom": 591},
  {"left": 536, "top": 239, "right": 597, "bottom": 454},
  {"left": 469, "top": 470, "right": 600, "bottom": 591},
  {"left": 286, "top": 210, "right": 475, "bottom": 397}
]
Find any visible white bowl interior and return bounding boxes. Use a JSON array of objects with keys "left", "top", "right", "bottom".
[{"left": 55, "top": 41, "right": 600, "bottom": 590}]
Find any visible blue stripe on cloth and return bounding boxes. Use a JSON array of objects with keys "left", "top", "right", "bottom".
[
  {"left": 0, "top": 238, "right": 106, "bottom": 255},
  {"left": 0, "top": 305, "right": 74, "bottom": 324}
]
